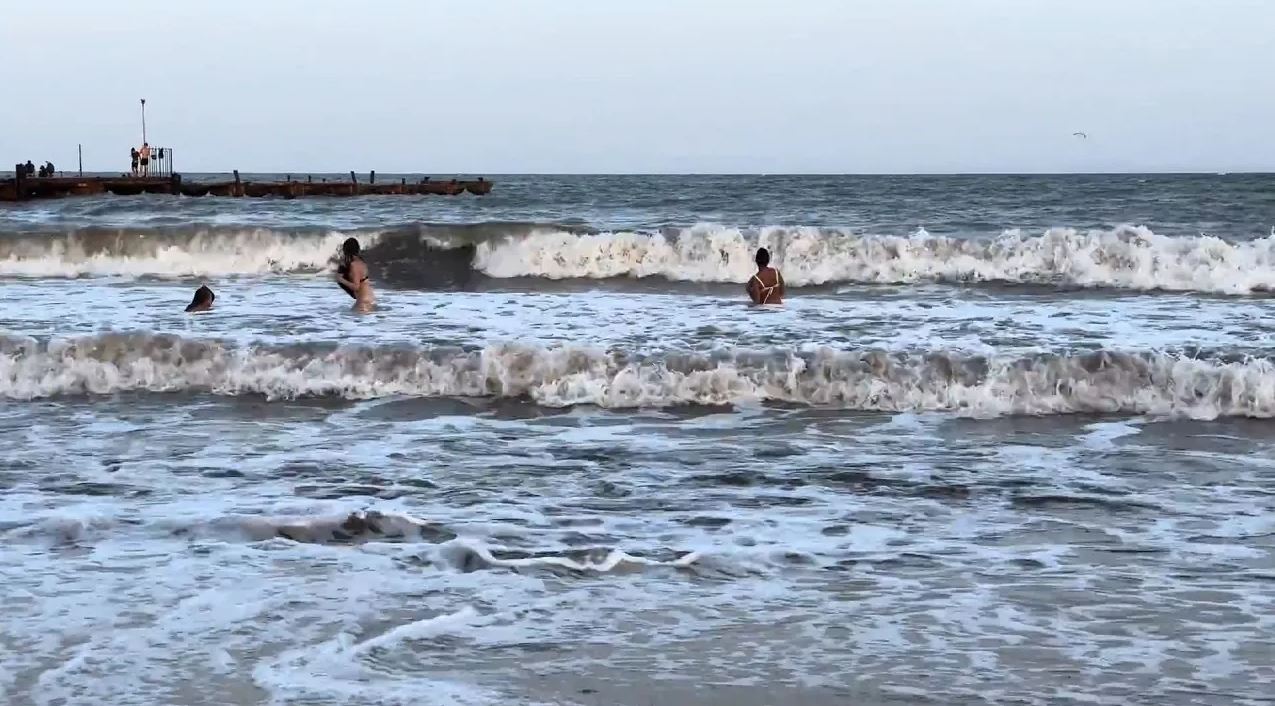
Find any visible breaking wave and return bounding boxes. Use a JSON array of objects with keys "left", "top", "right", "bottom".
[
  {"left": 2, "top": 222, "right": 1275, "bottom": 294},
  {"left": 473, "top": 224, "right": 1275, "bottom": 293},
  {"left": 5, "top": 332, "right": 1275, "bottom": 418},
  {"left": 0, "top": 226, "right": 365, "bottom": 277}
]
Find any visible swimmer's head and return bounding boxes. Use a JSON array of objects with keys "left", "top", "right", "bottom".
[
  {"left": 342, "top": 237, "right": 361, "bottom": 259},
  {"left": 185, "top": 285, "right": 215, "bottom": 313},
  {"left": 755, "top": 247, "right": 771, "bottom": 268}
]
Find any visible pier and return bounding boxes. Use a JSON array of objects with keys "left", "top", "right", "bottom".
[{"left": 1, "top": 166, "right": 493, "bottom": 202}]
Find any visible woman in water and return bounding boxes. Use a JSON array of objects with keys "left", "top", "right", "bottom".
[
  {"left": 746, "top": 247, "right": 784, "bottom": 305},
  {"left": 184, "top": 285, "right": 215, "bottom": 313},
  {"left": 336, "top": 237, "right": 376, "bottom": 312}
]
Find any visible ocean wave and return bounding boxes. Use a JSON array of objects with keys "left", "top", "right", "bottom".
[
  {"left": 473, "top": 224, "right": 1275, "bottom": 293},
  {"left": 4, "top": 508, "right": 701, "bottom": 573},
  {"left": 0, "top": 226, "right": 368, "bottom": 277},
  {"left": 3, "top": 222, "right": 1275, "bottom": 294},
  {"left": 4, "top": 332, "right": 1275, "bottom": 418}
]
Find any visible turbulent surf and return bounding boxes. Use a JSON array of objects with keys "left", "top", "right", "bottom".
[
  {"left": 4, "top": 332, "right": 1274, "bottom": 418},
  {"left": 4, "top": 222, "right": 1275, "bottom": 294},
  {"left": 5, "top": 173, "right": 1274, "bottom": 706}
]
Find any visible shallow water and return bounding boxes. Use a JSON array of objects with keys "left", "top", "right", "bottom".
[{"left": 2, "top": 174, "right": 1274, "bottom": 705}]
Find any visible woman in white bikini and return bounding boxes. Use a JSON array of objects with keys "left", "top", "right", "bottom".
[
  {"left": 746, "top": 247, "right": 784, "bottom": 305},
  {"left": 336, "top": 238, "right": 376, "bottom": 312}
]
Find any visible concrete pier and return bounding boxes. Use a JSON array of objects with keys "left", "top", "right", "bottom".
[{"left": 0, "top": 167, "right": 493, "bottom": 202}]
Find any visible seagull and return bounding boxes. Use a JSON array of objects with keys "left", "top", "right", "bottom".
[{"left": 1072, "top": 131, "right": 1088, "bottom": 139}]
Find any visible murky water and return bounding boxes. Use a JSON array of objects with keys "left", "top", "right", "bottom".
[{"left": 2, "top": 174, "right": 1274, "bottom": 705}]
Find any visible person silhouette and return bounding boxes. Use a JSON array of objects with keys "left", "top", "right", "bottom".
[{"left": 185, "top": 285, "right": 216, "bottom": 313}]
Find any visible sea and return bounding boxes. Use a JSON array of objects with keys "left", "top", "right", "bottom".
[{"left": 1, "top": 173, "right": 1273, "bottom": 706}]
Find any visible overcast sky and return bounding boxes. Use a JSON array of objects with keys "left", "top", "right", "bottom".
[{"left": 1, "top": 0, "right": 1270, "bottom": 173}]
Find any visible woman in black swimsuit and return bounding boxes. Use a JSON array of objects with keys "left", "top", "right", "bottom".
[
  {"left": 336, "top": 237, "right": 375, "bottom": 311},
  {"left": 336, "top": 238, "right": 359, "bottom": 299}
]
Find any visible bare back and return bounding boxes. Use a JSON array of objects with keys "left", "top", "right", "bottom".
[
  {"left": 747, "top": 267, "right": 784, "bottom": 305},
  {"left": 338, "top": 257, "right": 376, "bottom": 311}
]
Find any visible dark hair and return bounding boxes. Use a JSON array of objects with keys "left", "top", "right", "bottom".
[
  {"left": 755, "top": 247, "right": 770, "bottom": 268},
  {"left": 342, "top": 237, "right": 361, "bottom": 258},
  {"left": 185, "top": 285, "right": 215, "bottom": 312}
]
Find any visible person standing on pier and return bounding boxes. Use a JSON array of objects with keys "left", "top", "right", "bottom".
[
  {"left": 130, "top": 147, "right": 139, "bottom": 176},
  {"left": 139, "top": 143, "right": 151, "bottom": 176}
]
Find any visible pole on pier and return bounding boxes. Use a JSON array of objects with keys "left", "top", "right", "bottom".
[
  {"left": 140, "top": 98, "right": 147, "bottom": 145},
  {"left": 370, "top": 170, "right": 376, "bottom": 184},
  {"left": 78, "top": 144, "right": 83, "bottom": 177},
  {"left": 350, "top": 170, "right": 358, "bottom": 195}
]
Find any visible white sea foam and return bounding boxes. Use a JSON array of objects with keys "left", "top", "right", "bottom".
[
  {"left": 0, "top": 227, "right": 376, "bottom": 277},
  {"left": 5, "top": 223, "right": 1275, "bottom": 294},
  {"left": 5, "top": 332, "right": 1275, "bottom": 418},
  {"left": 253, "top": 604, "right": 502, "bottom": 706},
  {"left": 474, "top": 224, "right": 1275, "bottom": 293}
]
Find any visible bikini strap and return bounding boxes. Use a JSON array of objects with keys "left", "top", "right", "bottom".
[{"left": 753, "top": 269, "right": 777, "bottom": 304}]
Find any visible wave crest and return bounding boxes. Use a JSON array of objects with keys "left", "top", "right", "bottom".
[
  {"left": 4, "top": 222, "right": 1275, "bottom": 294},
  {"left": 474, "top": 224, "right": 1275, "bottom": 293},
  {"left": 0, "top": 226, "right": 369, "bottom": 277},
  {"left": 4, "top": 332, "right": 1275, "bottom": 418}
]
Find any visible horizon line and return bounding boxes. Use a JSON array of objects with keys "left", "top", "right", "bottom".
[{"left": 42, "top": 169, "right": 1275, "bottom": 177}]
